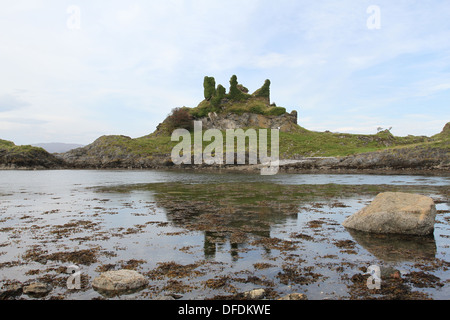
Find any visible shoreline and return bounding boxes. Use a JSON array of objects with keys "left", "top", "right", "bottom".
[{"left": 0, "top": 167, "right": 448, "bottom": 177}]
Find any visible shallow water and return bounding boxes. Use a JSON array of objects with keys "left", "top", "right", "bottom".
[{"left": 0, "top": 170, "right": 449, "bottom": 300}]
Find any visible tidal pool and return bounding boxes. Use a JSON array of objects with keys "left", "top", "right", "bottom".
[{"left": 0, "top": 170, "right": 448, "bottom": 300}]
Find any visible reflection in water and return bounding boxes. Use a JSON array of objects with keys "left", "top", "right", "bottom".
[
  {"left": 110, "top": 181, "right": 447, "bottom": 262},
  {"left": 347, "top": 229, "right": 437, "bottom": 262},
  {"left": 164, "top": 201, "right": 291, "bottom": 261},
  {"left": 204, "top": 232, "right": 243, "bottom": 261},
  {"left": 135, "top": 182, "right": 308, "bottom": 260}
]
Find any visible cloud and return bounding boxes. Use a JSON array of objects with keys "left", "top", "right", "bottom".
[
  {"left": 0, "top": 117, "right": 47, "bottom": 125},
  {"left": 0, "top": 94, "right": 30, "bottom": 112}
]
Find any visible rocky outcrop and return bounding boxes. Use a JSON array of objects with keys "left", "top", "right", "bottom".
[
  {"left": 199, "top": 111, "right": 299, "bottom": 133},
  {"left": 58, "top": 135, "right": 170, "bottom": 169},
  {"left": 342, "top": 192, "right": 437, "bottom": 236},
  {"left": 59, "top": 143, "right": 449, "bottom": 173},
  {"left": 0, "top": 144, "right": 66, "bottom": 169},
  {"left": 439, "top": 122, "right": 450, "bottom": 136},
  {"left": 280, "top": 144, "right": 449, "bottom": 173}
]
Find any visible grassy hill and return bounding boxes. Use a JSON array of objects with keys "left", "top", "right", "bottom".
[
  {"left": 61, "top": 123, "right": 448, "bottom": 161},
  {"left": 2, "top": 122, "right": 448, "bottom": 170},
  {"left": 0, "top": 139, "right": 65, "bottom": 168}
]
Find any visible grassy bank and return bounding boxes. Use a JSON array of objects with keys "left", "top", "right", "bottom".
[
  {"left": 3, "top": 122, "right": 448, "bottom": 169},
  {"left": 87, "top": 125, "right": 448, "bottom": 160},
  {"left": 0, "top": 139, "right": 64, "bottom": 168},
  {"left": 0, "top": 139, "right": 49, "bottom": 156}
]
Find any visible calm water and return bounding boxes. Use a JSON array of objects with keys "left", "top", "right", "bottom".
[{"left": 0, "top": 170, "right": 449, "bottom": 300}]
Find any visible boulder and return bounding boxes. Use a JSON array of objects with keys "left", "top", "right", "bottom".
[
  {"left": 342, "top": 192, "right": 436, "bottom": 236},
  {"left": 92, "top": 270, "right": 148, "bottom": 294}
]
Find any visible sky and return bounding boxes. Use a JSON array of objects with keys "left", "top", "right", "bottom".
[{"left": 0, "top": 0, "right": 449, "bottom": 145}]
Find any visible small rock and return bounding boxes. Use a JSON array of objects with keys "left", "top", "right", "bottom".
[
  {"left": 278, "top": 293, "right": 308, "bottom": 300},
  {"left": 92, "top": 269, "right": 148, "bottom": 294},
  {"left": 23, "top": 282, "right": 52, "bottom": 297},
  {"left": 243, "top": 288, "right": 265, "bottom": 300},
  {"left": 0, "top": 283, "right": 23, "bottom": 300},
  {"left": 166, "top": 293, "right": 183, "bottom": 299}
]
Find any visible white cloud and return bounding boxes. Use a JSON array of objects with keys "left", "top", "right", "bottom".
[
  {"left": 0, "top": 95, "right": 30, "bottom": 112},
  {"left": 116, "top": 4, "right": 142, "bottom": 26}
]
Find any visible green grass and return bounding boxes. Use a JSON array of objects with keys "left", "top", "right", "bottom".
[
  {"left": 0, "top": 139, "right": 47, "bottom": 155},
  {"left": 90, "top": 125, "right": 448, "bottom": 161},
  {"left": 189, "top": 97, "right": 286, "bottom": 118},
  {"left": 0, "top": 139, "right": 15, "bottom": 148},
  {"left": 5, "top": 122, "right": 446, "bottom": 163},
  {"left": 279, "top": 130, "right": 416, "bottom": 157},
  {"left": 280, "top": 127, "right": 449, "bottom": 158}
]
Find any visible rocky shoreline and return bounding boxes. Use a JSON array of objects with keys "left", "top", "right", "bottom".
[
  {"left": 1, "top": 129, "right": 449, "bottom": 175},
  {"left": 1, "top": 156, "right": 449, "bottom": 176},
  {"left": 0, "top": 147, "right": 65, "bottom": 170}
]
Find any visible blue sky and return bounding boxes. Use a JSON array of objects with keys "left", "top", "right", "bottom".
[{"left": 0, "top": 0, "right": 449, "bottom": 145}]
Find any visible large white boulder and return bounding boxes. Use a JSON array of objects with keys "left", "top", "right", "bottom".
[{"left": 342, "top": 192, "right": 436, "bottom": 236}]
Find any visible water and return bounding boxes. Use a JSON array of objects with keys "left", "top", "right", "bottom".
[{"left": 0, "top": 170, "right": 448, "bottom": 300}]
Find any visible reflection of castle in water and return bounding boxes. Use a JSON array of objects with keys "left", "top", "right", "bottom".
[
  {"left": 203, "top": 229, "right": 272, "bottom": 261},
  {"left": 156, "top": 197, "right": 297, "bottom": 261}
]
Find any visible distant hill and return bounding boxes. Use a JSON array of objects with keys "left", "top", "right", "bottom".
[{"left": 31, "top": 143, "right": 85, "bottom": 154}]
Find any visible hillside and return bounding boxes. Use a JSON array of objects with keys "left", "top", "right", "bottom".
[
  {"left": 55, "top": 122, "right": 448, "bottom": 171},
  {"left": 0, "top": 139, "right": 65, "bottom": 169}
]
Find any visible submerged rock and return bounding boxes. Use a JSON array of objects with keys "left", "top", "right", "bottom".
[
  {"left": 23, "top": 282, "right": 52, "bottom": 297},
  {"left": 243, "top": 288, "right": 266, "bottom": 300},
  {"left": 278, "top": 293, "right": 308, "bottom": 300},
  {"left": 92, "top": 270, "right": 148, "bottom": 294},
  {"left": 342, "top": 192, "right": 436, "bottom": 236},
  {"left": 0, "top": 283, "right": 23, "bottom": 300}
]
